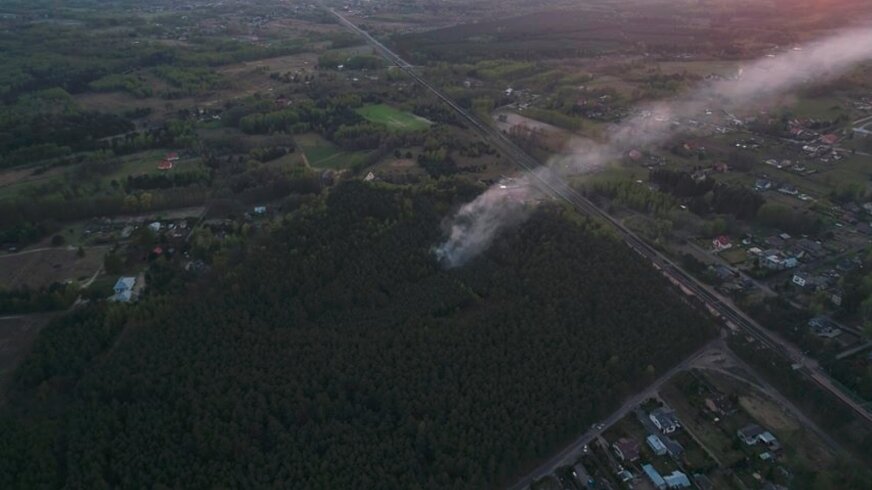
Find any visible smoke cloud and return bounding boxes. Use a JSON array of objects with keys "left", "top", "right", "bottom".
[{"left": 435, "top": 27, "right": 872, "bottom": 267}]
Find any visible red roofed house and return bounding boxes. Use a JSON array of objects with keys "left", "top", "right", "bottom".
[
  {"left": 712, "top": 162, "right": 729, "bottom": 173},
  {"left": 713, "top": 235, "right": 732, "bottom": 252},
  {"left": 158, "top": 160, "right": 174, "bottom": 171},
  {"left": 820, "top": 134, "right": 840, "bottom": 146}
]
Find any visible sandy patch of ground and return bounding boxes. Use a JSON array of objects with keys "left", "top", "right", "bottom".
[{"left": 739, "top": 394, "right": 798, "bottom": 433}]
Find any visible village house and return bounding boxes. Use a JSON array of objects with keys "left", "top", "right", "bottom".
[
  {"left": 643, "top": 464, "right": 667, "bottom": 490},
  {"left": 809, "top": 316, "right": 842, "bottom": 338},
  {"left": 649, "top": 408, "right": 681, "bottom": 434},
  {"left": 612, "top": 437, "right": 641, "bottom": 462},
  {"left": 761, "top": 251, "right": 797, "bottom": 271},
  {"left": 712, "top": 235, "right": 732, "bottom": 252},
  {"left": 111, "top": 276, "right": 136, "bottom": 303},
  {"left": 737, "top": 424, "right": 780, "bottom": 450},
  {"left": 754, "top": 178, "right": 773, "bottom": 191},
  {"left": 792, "top": 272, "right": 812, "bottom": 289},
  {"left": 819, "top": 134, "right": 840, "bottom": 146},
  {"left": 642, "top": 465, "right": 691, "bottom": 490},
  {"left": 664, "top": 471, "right": 692, "bottom": 489},
  {"left": 646, "top": 434, "right": 668, "bottom": 456}
]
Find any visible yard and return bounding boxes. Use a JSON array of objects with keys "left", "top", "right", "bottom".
[
  {"left": 719, "top": 248, "right": 747, "bottom": 266},
  {"left": 295, "top": 133, "right": 374, "bottom": 170},
  {"left": 0, "top": 245, "right": 109, "bottom": 289},
  {"left": 356, "top": 104, "right": 432, "bottom": 131},
  {"left": 660, "top": 380, "right": 746, "bottom": 467}
]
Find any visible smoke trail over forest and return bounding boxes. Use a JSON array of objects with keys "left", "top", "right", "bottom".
[{"left": 435, "top": 28, "right": 872, "bottom": 268}]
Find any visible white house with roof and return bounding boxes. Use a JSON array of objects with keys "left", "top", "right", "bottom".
[
  {"left": 111, "top": 276, "right": 136, "bottom": 302},
  {"left": 761, "top": 251, "right": 797, "bottom": 271},
  {"left": 737, "top": 423, "right": 779, "bottom": 449},
  {"left": 647, "top": 434, "right": 668, "bottom": 456},
  {"left": 792, "top": 273, "right": 810, "bottom": 288},
  {"left": 664, "top": 471, "right": 691, "bottom": 489}
]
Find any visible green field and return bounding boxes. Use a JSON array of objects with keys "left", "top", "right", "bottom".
[
  {"left": 355, "top": 104, "right": 431, "bottom": 131},
  {"left": 295, "top": 133, "right": 373, "bottom": 170}
]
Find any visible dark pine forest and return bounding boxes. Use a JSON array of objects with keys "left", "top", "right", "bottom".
[{"left": 0, "top": 181, "right": 714, "bottom": 489}]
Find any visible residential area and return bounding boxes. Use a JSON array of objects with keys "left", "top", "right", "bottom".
[{"left": 533, "top": 359, "right": 838, "bottom": 490}]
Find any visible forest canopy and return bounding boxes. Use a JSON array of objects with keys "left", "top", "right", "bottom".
[{"left": 0, "top": 181, "right": 714, "bottom": 488}]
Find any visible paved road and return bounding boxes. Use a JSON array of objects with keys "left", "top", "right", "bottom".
[{"left": 0, "top": 246, "right": 75, "bottom": 257}]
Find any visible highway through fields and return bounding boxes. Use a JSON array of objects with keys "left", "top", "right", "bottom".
[{"left": 327, "top": 6, "right": 872, "bottom": 485}]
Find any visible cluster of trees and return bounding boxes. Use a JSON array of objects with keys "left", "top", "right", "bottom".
[
  {"left": 124, "top": 170, "right": 210, "bottom": 191},
  {"left": 224, "top": 165, "right": 322, "bottom": 201},
  {"left": 0, "top": 187, "right": 207, "bottom": 232},
  {"left": 12, "top": 304, "right": 128, "bottom": 390},
  {"left": 152, "top": 66, "right": 229, "bottom": 98},
  {"left": 0, "top": 181, "right": 714, "bottom": 488},
  {"left": 413, "top": 101, "right": 465, "bottom": 126},
  {"left": 647, "top": 169, "right": 764, "bottom": 220},
  {"left": 649, "top": 168, "right": 713, "bottom": 198},
  {"left": 836, "top": 251, "right": 872, "bottom": 337},
  {"left": 755, "top": 202, "right": 822, "bottom": 236},
  {"left": 0, "top": 221, "right": 53, "bottom": 247},
  {"left": 0, "top": 283, "right": 79, "bottom": 314},
  {"left": 237, "top": 98, "right": 365, "bottom": 142},
  {"left": 829, "top": 356, "right": 872, "bottom": 402},
  {"left": 417, "top": 147, "right": 460, "bottom": 177},
  {"left": 522, "top": 107, "right": 583, "bottom": 130},
  {"left": 709, "top": 184, "right": 763, "bottom": 220},
  {"left": 590, "top": 179, "right": 679, "bottom": 216},
  {"left": 239, "top": 108, "right": 310, "bottom": 135},
  {"left": 88, "top": 73, "right": 153, "bottom": 98},
  {"left": 332, "top": 122, "right": 385, "bottom": 150},
  {"left": 0, "top": 91, "right": 134, "bottom": 168},
  {"left": 248, "top": 145, "right": 293, "bottom": 163},
  {"left": 102, "top": 120, "right": 197, "bottom": 156}
]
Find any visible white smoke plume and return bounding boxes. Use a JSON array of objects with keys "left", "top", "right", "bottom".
[{"left": 435, "top": 27, "right": 872, "bottom": 268}]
